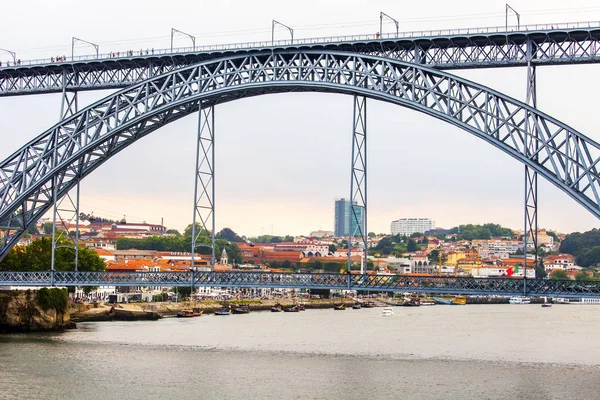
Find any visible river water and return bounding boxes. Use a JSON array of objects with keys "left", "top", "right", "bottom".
[{"left": 2, "top": 304, "right": 600, "bottom": 399}]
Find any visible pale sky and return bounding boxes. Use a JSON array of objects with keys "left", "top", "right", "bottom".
[{"left": 1, "top": 0, "right": 600, "bottom": 236}]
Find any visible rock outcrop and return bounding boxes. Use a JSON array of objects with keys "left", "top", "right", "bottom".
[{"left": 0, "top": 289, "right": 74, "bottom": 333}]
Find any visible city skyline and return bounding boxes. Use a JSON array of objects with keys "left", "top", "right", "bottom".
[{"left": 1, "top": 1, "right": 600, "bottom": 237}]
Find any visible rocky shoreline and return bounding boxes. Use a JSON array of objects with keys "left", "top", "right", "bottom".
[
  {"left": 3, "top": 292, "right": 546, "bottom": 331},
  {"left": 0, "top": 289, "right": 75, "bottom": 333}
]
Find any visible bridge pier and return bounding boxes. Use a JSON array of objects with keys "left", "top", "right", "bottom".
[
  {"left": 523, "top": 40, "right": 538, "bottom": 295},
  {"left": 50, "top": 78, "right": 81, "bottom": 275},
  {"left": 348, "top": 96, "right": 368, "bottom": 273},
  {"left": 191, "top": 103, "right": 216, "bottom": 272}
]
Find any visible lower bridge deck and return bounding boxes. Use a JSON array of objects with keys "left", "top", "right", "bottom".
[{"left": 1, "top": 271, "right": 599, "bottom": 298}]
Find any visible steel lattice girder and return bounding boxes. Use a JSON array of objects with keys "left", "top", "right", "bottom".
[
  {"left": 2, "top": 29, "right": 600, "bottom": 96},
  {"left": 0, "top": 271, "right": 599, "bottom": 297},
  {"left": 0, "top": 50, "right": 600, "bottom": 260}
]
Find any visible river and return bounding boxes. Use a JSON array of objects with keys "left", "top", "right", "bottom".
[{"left": 2, "top": 304, "right": 600, "bottom": 399}]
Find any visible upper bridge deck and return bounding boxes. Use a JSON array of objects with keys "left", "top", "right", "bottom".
[{"left": 1, "top": 20, "right": 600, "bottom": 96}]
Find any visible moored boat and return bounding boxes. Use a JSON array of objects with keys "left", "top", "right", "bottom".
[
  {"left": 509, "top": 296, "right": 531, "bottom": 304},
  {"left": 297, "top": 303, "right": 306, "bottom": 311},
  {"left": 352, "top": 302, "right": 362, "bottom": 309},
  {"left": 452, "top": 295, "right": 467, "bottom": 305},
  {"left": 282, "top": 305, "right": 299, "bottom": 312},
  {"left": 362, "top": 301, "right": 375, "bottom": 308},
  {"left": 192, "top": 308, "right": 204, "bottom": 317},
  {"left": 177, "top": 309, "right": 195, "bottom": 318},
  {"left": 401, "top": 293, "right": 420, "bottom": 307},
  {"left": 271, "top": 303, "right": 282, "bottom": 312},
  {"left": 215, "top": 306, "right": 232, "bottom": 315},
  {"left": 333, "top": 303, "right": 346, "bottom": 310},
  {"left": 232, "top": 305, "right": 250, "bottom": 314}
]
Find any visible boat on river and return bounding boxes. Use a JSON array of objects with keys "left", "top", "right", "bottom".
[
  {"left": 282, "top": 305, "right": 299, "bottom": 312},
  {"left": 381, "top": 307, "right": 394, "bottom": 317},
  {"left": 542, "top": 304, "right": 553, "bottom": 308},
  {"left": 271, "top": 303, "right": 282, "bottom": 312},
  {"left": 177, "top": 309, "right": 195, "bottom": 318},
  {"left": 333, "top": 304, "right": 346, "bottom": 310},
  {"left": 232, "top": 305, "right": 250, "bottom": 314},
  {"left": 361, "top": 301, "right": 375, "bottom": 308},
  {"left": 215, "top": 306, "right": 232, "bottom": 315},
  {"left": 352, "top": 302, "right": 362, "bottom": 309}
]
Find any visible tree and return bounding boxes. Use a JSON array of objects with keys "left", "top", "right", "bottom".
[
  {"left": 575, "top": 272, "right": 591, "bottom": 281},
  {"left": 166, "top": 229, "right": 181, "bottom": 236},
  {"left": 368, "top": 232, "right": 376, "bottom": 238},
  {"left": 215, "top": 228, "right": 243, "bottom": 242},
  {"left": 328, "top": 244, "right": 337, "bottom": 253},
  {"left": 374, "top": 237, "right": 394, "bottom": 255},
  {"left": 407, "top": 239, "right": 418, "bottom": 252},
  {"left": 183, "top": 223, "right": 211, "bottom": 241},
  {"left": 535, "top": 265, "right": 548, "bottom": 279},
  {"left": 0, "top": 238, "right": 106, "bottom": 272},
  {"left": 41, "top": 222, "right": 53, "bottom": 235},
  {"left": 547, "top": 231, "right": 559, "bottom": 242},
  {"left": 550, "top": 269, "right": 569, "bottom": 280},
  {"left": 428, "top": 249, "right": 441, "bottom": 263}
]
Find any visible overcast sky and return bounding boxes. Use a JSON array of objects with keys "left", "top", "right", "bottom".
[{"left": 1, "top": 0, "right": 600, "bottom": 236}]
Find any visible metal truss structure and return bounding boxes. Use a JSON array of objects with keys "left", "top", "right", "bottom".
[
  {"left": 50, "top": 84, "right": 81, "bottom": 275},
  {"left": 348, "top": 96, "right": 368, "bottom": 270},
  {"left": 523, "top": 57, "right": 538, "bottom": 280},
  {"left": 1, "top": 50, "right": 600, "bottom": 261},
  {"left": 2, "top": 28, "right": 600, "bottom": 96},
  {"left": 191, "top": 105, "right": 216, "bottom": 270},
  {"left": 1, "top": 270, "right": 599, "bottom": 298}
]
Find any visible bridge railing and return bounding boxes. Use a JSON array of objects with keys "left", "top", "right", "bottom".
[
  {"left": 3, "top": 20, "right": 600, "bottom": 69},
  {"left": 2, "top": 271, "right": 600, "bottom": 297}
]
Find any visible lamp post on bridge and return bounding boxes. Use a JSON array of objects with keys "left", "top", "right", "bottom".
[
  {"left": 379, "top": 12, "right": 399, "bottom": 37},
  {"left": 0, "top": 48, "right": 16, "bottom": 64},
  {"left": 171, "top": 28, "right": 196, "bottom": 52},
  {"left": 505, "top": 4, "right": 521, "bottom": 31},
  {"left": 72, "top": 37, "right": 99, "bottom": 61},
  {"left": 272, "top": 20, "right": 294, "bottom": 45}
]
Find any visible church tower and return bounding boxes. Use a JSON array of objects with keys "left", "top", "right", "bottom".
[{"left": 220, "top": 248, "right": 228, "bottom": 265}]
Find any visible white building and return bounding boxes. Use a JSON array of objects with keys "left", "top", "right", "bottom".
[
  {"left": 391, "top": 218, "right": 435, "bottom": 236},
  {"left": 475, "top": 240, "right": 522, "bottom": 259}
]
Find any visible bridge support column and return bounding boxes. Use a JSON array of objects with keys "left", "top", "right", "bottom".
[
  {"left": 523, "top": 50, "right": 538, "bottom": 294},
  {"left": 348, "top": 96, "right": 368, "bottom": 275},
  {"left": 191, "top": 103, "right": 216, "bottom": 272},
  {"left": 51, "top": 85, "right": 80, "bottom": 276}
]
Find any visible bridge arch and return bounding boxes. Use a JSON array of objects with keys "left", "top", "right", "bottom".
[{"left": 1, "top": 50, "right": 599, "bottom": 259}]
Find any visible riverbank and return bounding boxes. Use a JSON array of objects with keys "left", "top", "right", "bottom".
[{"left": 70, "top": 295, "right": 549, "bottom": 322}]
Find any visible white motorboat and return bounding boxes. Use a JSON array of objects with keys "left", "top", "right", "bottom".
[
  {"left": 381, "top": 307, "right": 394, "bottom": 316},
  {"left": 509, "top": 296, "right": 531, "bottom": 304}
]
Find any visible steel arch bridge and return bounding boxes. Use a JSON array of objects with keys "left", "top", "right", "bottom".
[{"left": 1, "top": 50, "right": 599, "bottom": 263}]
